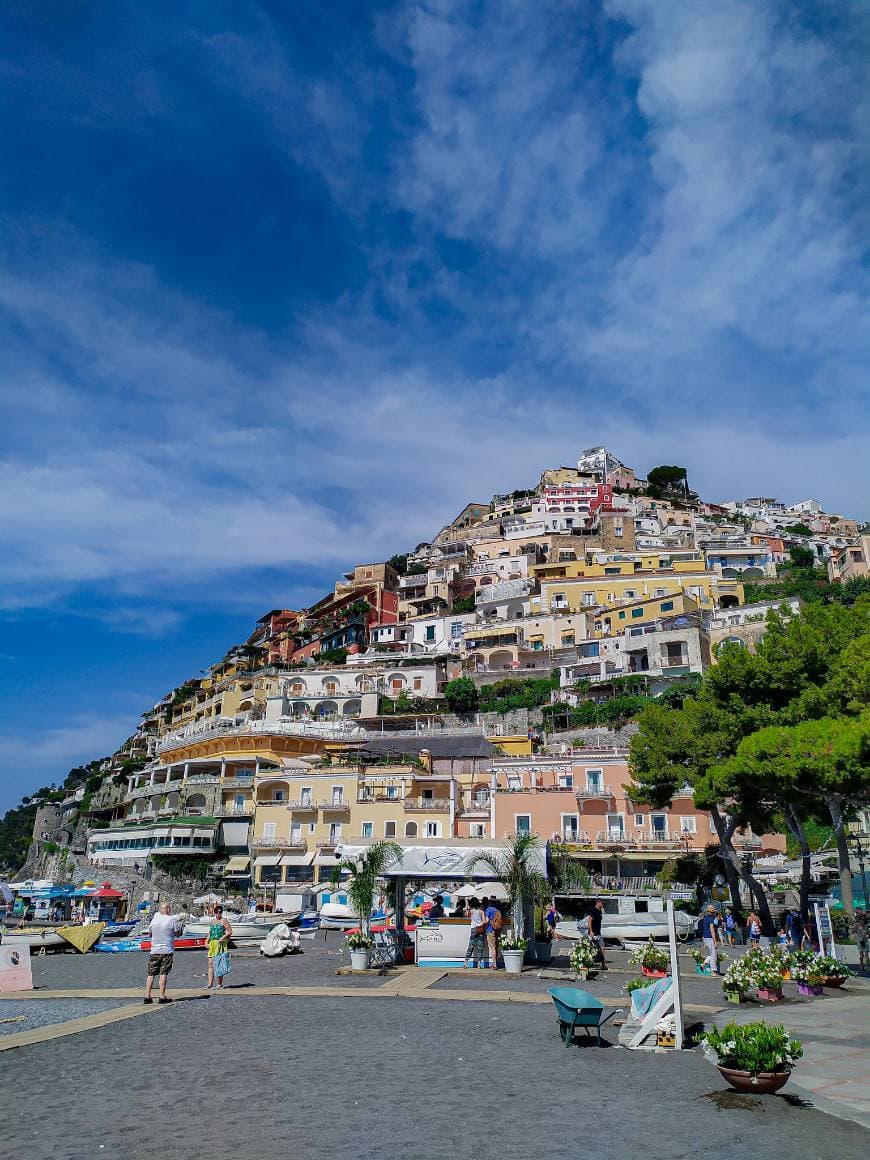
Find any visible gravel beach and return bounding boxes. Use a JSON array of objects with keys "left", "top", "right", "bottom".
[{"left": 1, "top": 990, "right": 866, "bottom": 1160}]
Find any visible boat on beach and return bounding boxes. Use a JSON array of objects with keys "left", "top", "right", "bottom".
[
  {"left": 554, "top": 897, "right": 697, "bottom": 944},
  {"left": 182, "top": 910, "right": 300, "bottom": 945},
  {"left": 0, "top": 927, "right": 66, "bottom": 951}
]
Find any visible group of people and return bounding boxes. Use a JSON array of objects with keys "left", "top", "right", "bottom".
[
  {"left": 460, "top": 896, "right": 505, "bottom": 969},
  {"left": 143, "top": 902, "right": 232, "bottom": 1004}
]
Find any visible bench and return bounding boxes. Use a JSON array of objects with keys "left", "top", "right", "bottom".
[{"left": 548, "top": 987, "right": 617, "bottom": 1048}]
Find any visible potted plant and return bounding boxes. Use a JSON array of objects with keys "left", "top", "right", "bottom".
[
  {"left": 703, "top": 1020, "right": 803, "bottom": 1094},
  {"left": 629, "top": 938, "right": 669, "bottom": 978},
  {"left": 346, "top": 931, "right": 373, "bottom": 970},
  {"left": 790, "top": 959, "right": 824, "bottom": 997},
  {"left": 721, "top": 959, "right": 754, "bottom": 1004},
  {"left": 624, "top": 977, "right": 647, "bottom": 995},
  {"left": 753, "top": 955, "right": 786, "bottom": 1001},
  {"left": 501, "top": 935, "right": 528, "bottom": 974},
  {"left": 568, "top": 937, "right": 599, "bottom": 980},
  {"left": 814, "top": 955, "right": 852, "bottom": 988}
]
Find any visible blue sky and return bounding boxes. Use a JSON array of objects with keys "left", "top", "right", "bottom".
[{"left": 1, "top": 1, "right": 868, "bottom": 811}]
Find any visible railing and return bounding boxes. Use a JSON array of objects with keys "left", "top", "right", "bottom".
[
  {"left": 224, "top": 773, "right": 254, "bottom": 786},
  {"left": 252, "top": 835, "right": 282, "bottom": 846},
  {"left": 575, "top": 786, "right": 614, "bottom": 799},
  {"left": 316, "top": 838, "right": 340, "bottom": 848},
  {"left": 156, "top": 716, "right": 366, "bottom": 753},
  {"left": 320, "top": 799, "right": 351, "bottom": 811},
  {"left": 186, "top": 774, "right": 221, "bottom": 785},
  {"left": 403, "top": 798, "right": 451, "bottom": 812},
  {"left": 129, "top": 778, "right": 185, "bottom": 798},
  {"left": 283, "top": 798, "right": 317, "bottom": 810},
  {"left": 214, "top": 805, "right": 254, "bottom": 817},
  {"left": 594, "top": 830, "right": 685, "bottom": 848}
]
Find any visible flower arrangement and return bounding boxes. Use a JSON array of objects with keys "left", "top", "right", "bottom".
[
  {"left": 814, "top": 955, "right": 852, "bottom": 980},
  {"left": 629, "top": 938, "right": 670, "bottom": 973},
  {"left": 766, "top": 944, "right": 792, "bottom": 976},
  {"left": 500, "top": 934, "right": 528, "bottom": 952},
  {"left": 787, "top": 949, "right": 817, "bottom": 973},
  {"left": 721, "top": 958, "right": 755, "bottom": 997},
  {"left": 624, "top": 977, "right": 647, "bottom": 995},
  {"left": 569, "top": 937, "right": 599, "bottom": 971},
  {"left": 788, "top": 958, "right": 824, "bottom": 986},
  {"left": 752, "top": 953, "right": 787, "bottom": 993},
  {"left": 688, "top": 947, "right": 707, "bottom": 965},
  {"left": 703, "top": 1021, "right": 803, "bottom": 1076},
  {"left": 345, "top": 931, "right": 373, "bottom": 951}
]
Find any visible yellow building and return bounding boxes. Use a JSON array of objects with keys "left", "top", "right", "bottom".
[
  {"left": 589, "top": 592, "right": 701, "bottom": 635},
  {"left": 530, "top": 567, "right": 743, "bottom": 617}
]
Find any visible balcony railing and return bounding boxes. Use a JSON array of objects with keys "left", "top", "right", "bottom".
[
  {"left": 404, "top": 798, "right": 451, "bottom": 812},
  {"left": 223, "top": 773, "right": 254, "bottom": 786},
  {"left": 320, "top": 799, "right": 351, "bottom": 811},
  {"left": 575, "top": 785, "right": 614, "bottom": 799},
  {"left": 156, "top": 716, "right": 366, "bottom": 753},
  {"left": 316, "top": 838, "right": 340, "bottom": 848},
  {"left": 286, "top": 799, "right": 318, "bottom": 810},
  {"left": 252, "top": 835, "right": 308, "bottom": 849},
  {"left": 215, "top": 805, "right": 254, "bottom": 817},
  {"left": 594, "top": 830, "right": 685, "bottom": 848}
]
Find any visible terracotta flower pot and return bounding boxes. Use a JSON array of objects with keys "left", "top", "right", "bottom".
[
  {"left": 717, "top": 1066, "right": 791, "bottom": 1095},
  {"left": 642, "top": 967, "right": 668, "bottom": 978}
]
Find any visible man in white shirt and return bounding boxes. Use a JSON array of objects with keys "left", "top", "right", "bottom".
[{"left": 145, "top": 902, "right": 183, "bottom": 1004}]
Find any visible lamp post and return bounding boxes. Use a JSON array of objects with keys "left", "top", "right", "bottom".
[{"left": 847, "top": 832, "right": 868, "bottom": 909}]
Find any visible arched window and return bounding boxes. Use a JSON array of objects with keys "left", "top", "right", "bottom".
[{"left": 404, "top": 821, "right": 418, "bottom": 837}]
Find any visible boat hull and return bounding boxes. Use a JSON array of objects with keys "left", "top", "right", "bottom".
[
  {"left": 1, "top": 929, "right": 66, "bottom": 951},
  {"left": 141, "top": 937, "right": 207, "bottom": 952},
  {"left": 555, "top": 912, "right": 696, "bottom": 943}
]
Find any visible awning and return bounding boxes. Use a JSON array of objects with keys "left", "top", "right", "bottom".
[
  {"left": 254, "top": 855, "right": 281, "bottom": 867},
  {"left": 280, "top": 852, "right": 316, "bottom": 868},
  {"left": 225, "top": 856, "right": 250, "bottom": 872},
  {"left": 314, "top": 852, "right": 343, "bottom": 868},
  {"left": 464, "top": 626, "right": 518, "bottom": 641}
]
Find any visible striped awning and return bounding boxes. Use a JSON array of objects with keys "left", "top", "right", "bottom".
[
  {"left": 225, "top": 856, "right": 250, "bottom": 872},
  {"left": 279, "top": 852, "right": 315, "bottom": 868},
  {"left": 254, "top": 854, "right": 281, "bottom": 867},
  {"left": 464, "top": 626, "right": 518, "bottom": 641}
]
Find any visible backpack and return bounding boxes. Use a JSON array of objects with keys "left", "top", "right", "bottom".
[{"left": 490, "top": 909, "right": 504, "bottom": 933}]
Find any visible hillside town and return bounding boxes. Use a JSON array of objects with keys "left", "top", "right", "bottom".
[{"left": 7, "top": 446, "right": 868, "bottom": 906}]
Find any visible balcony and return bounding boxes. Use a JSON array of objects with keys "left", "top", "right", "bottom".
[
  {"left": 287, "top": 799, "right": 318, "bottom": 810},
  {"left": 575, "top": 785, "right": 615, "bottom": 800},
  {"left": 316, "top": 838, "right": 340, "bottom": 848},
  {"left": 594, "top": 830, "right": 685, "bottom": 849},
  {"left": 223, "top": 773, "right": 254, "bottom": 786},
  {"left": 186, "top": 773, "right": 221, "bottom": 785},
  {"left": 215, "top": 804, "right": 254, "bottom": 818},
  {"left": 403, "top": 798, "right": 451, "bottom": 812},
  {"left": 320, "top": 800, "right": 351, "bottom": 812}
]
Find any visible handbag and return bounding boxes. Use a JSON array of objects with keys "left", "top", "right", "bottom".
[{"left": 213, "top": 950, "right": 232, "bottom": 978}]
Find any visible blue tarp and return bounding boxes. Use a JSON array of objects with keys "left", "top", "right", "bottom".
[{"left": 630, "top": 975, "right": 672, "bottom": 1020}]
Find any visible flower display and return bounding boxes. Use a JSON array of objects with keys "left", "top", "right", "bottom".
[
  {"left": 624, "top": 977, "right": 647, "bottom": 994},
  {"left": 721, "top": 959, "right": 755, "bottom": 996},
  {"left": 345, "top": 931, "right": 373, "bottom": 951},
  {"left": 569, "top": 937, "right": 599, "bottom": 971},
  {"left": 703, "top": 1021, "right": 803, "bottom": 1076},
  {"left": 628, "top": 937, "right": 670, "bottom": 973},
  {"left": 788, "top": 958, "right": 824, "bottom": 986},
  {"left": 501, "top": 934, "right": 528, "bottom": 952},
  {"left": 814, "top": 955, "right": 852, "bottom": 979}
]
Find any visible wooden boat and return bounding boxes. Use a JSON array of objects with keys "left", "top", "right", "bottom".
[{"left": 1, "top": 927, "right": 66, "bottom": 951}]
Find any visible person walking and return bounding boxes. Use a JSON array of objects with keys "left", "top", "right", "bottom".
[
  {"left": 852, "top": 908, "right": 868, "bottom": 972},
  {"left": 144, "top": 902, "right": 182, "bottom": 1005},
  {"left": 587, "top": 899, "right": 607, "bottom": 969},
  {"left": 785, "top": 909, "right": 804, "bottom": 951},
  {"left": 545, "top": 900, "right": 561, "bottom": 941},
  {"left": 700, "top": 905, "right": 721, "bottom": 974},
  {"left": 463, "top": 897, "right": 486, "bottom": 968},
  {"left": 747, "top": 910, "right": 762, "bottom": 948},
  {"left": 484, "top": 896, "right": 503, "bottom": 970},
  {"left": 724, "top": 908, "right": 739, "bottom": 946},
  {"left": 206, "top": 905, "right": 233, "bottom": 989}
]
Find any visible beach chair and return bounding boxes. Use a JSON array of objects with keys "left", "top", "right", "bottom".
[
  {"left": 370, "top": 930, "right": 399, "bottom": 970},
  {"left": 548, "top": 987, "right": 616, "bottom": 1048}
]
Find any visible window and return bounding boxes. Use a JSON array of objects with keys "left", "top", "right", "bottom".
[
  {"left": 425, "top": 626, "right": 436, "bottom": 642},
  {"left": 679, "top": 817, "right": 696, "bottom": 834},
  {"left": 558, "top": 773, "right": 573, "bottom": 789},
  {"left": 386, "top": 786, "right": 399, "bottom": 800},
  {"left": 604, "top": 567, "right": 620, "bottom": 574},
  {"left": 331, "top": 787, "right": 343, "bottom": 805},
  {"left": 290, "top": 823, "right": 302, "bottom": 843},
  {"left": 413, "top": 677, "right": 423, "bottom": 691},
  {"left": 631, "top": 608, "right": 644, "bottom": 618},
  {"left": 308, "top": 822, "right": 316, "bottom": 833},
  {"left": 384, "top": 821, "right": 396, "bottom": 838},
  {"left": 328, "top": 823, "right": 342, "bottom": 842},
  {"left": 614, "top": 525, "right": 623, "bottom": 537},
  {"left": 300, "top": 788, "right": 312, "bottom": 807},
  {"left": 361, "top": 822, "right": 373, "bottom": 838},
  {"left": 618, "top": 610, "right": 626, "bottom": 619},
  {"left": 578, "top": 641, "right": 599, "bottom": 658},
  {"left": 624, "top": 589, "right": 636, "bottom": 599},
  {"left": 654, "top": 588, "right": 666, "bottom": 598},
  {"left": 582, "top": 593, "right": 596, "bottom": 606},
  {"left": 586, "top": 770, "right": 603, "bottom": 792},
  {"left": 404, "top": 822, "right": 417, "bottom": 837},
  {"left": 425, "top": 821, "right": 440, "bottom": 838},
  {"left": 634, "top": 813, "right": 644, "bottom": 826},
  {"left": 515, "top": 815, "right": 531, "bottom": 835},
  {"left": 660, "top": 601, "right": 674, "bottom": 612},
  {"left": 450, "top": 622, "right": 464, "bottom": 638},
  {"left": 272, "top": 789, "right": 285, "bottom": 802},
  {"left": 507, "top": 775, "right": 522, "bottom": 791},
  {"left": 605, "top": 813, "right": 624, "bottom": 838},
  {"left": 422, "top": 788, "right": 433, "bottom": 801},
  {"left": 651, "top": 814, "right": 668, "bottom": 837},
  {"left": 561, "top": 814, "right": 579, "bottom": 840},
  {"left": 262, "top": 822, "right": 276, "bottom": 841},
  {"left": 470, "top": 823, "right": 486, "bottom": 838}
]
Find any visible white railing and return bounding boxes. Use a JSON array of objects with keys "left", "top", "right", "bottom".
[
  {"left": 404, "top": 798, "right": 451, "bottom": 811},
  {"left": 214, "top": 805, "right": 254, "bottom": 817},
  {"left": 157, "top": 716, "right": 366, "bottom": 752}
]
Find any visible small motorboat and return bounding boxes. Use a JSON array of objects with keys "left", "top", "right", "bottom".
[
  {"left": 555, "top": 908, "right": 696, "bottom": 944},
  {"left": 101, "top": 920, "right": 139, "bottom": 937}
]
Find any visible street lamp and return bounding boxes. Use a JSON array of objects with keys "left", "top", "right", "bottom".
[{"left": 847, "top": 832, "right": 868, "bottom": 909}]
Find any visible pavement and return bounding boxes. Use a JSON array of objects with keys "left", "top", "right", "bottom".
[{"left": 0, "top": 934, "right": 865, "bottom": 1158}]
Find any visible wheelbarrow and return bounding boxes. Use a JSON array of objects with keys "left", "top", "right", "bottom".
[{"left": 548, "top": 986, "right": 616, "bottom": 1047}]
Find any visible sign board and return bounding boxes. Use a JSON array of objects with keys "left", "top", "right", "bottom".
[
  {"left": 711, "top": 887, "right": 730, "bottom": 902},
  {"left": 0, "top": 943, "right": 33, "bottom": 992},
  {"left": 668, "top": 891, "right": 694, "bottom": 901},
  {"left": 813, "top": 901, "right": 838, "bottom": 959}
]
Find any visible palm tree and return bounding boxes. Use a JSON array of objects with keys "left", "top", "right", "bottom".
[
  {"left": 470, "top": 832, "right": 548, "bottom": 944},
  {"left": 332, "top": 840, "right": 402, "bottom": 936}
]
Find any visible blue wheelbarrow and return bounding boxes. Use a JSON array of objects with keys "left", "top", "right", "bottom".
[{"left": 548, "top": 987, "right": 617, "bottom": 1048}]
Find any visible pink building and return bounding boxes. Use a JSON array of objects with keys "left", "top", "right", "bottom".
[{"left": 487, "top": 755, "right": 785, "bottom": 873}]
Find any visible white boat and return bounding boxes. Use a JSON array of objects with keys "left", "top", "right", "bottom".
[
  {"left": 318, "top": 901, "right": 360, "bottom": 930},
  {"left": 182, "top": 910, "right": 299, "bottom": 944},
  {"left": 555, "top": 907, "right": 697, "bottom": 944},
  {"left": 1, "top": 927, "right": 66, "bottom": 951}
]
